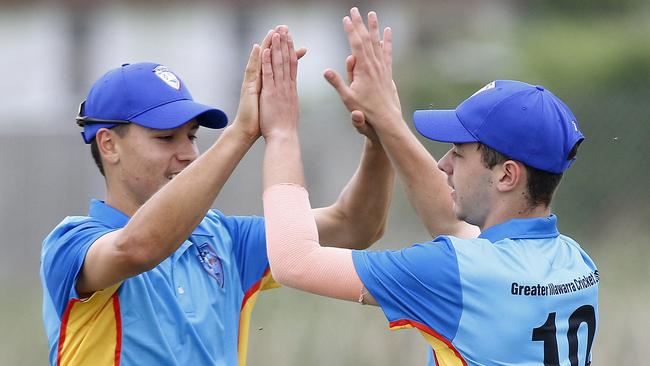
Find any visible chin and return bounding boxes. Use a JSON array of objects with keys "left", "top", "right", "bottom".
[{"left": 453, "top": 205, "right": 465, "bottom": 221}]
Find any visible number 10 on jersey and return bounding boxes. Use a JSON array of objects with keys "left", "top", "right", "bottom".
[{"left": 532, "top": 305, "right": 596, "bottom": 366}]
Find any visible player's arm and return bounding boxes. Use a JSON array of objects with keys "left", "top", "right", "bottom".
[
  {"left": 77, "top": 34, "right": 273, "bottom": 297},
  {"left": 325, "top": 8, "right": 478, "bottom": 239},
  {"left": 311, "top": 40, "right": 395, "bottom": 249},
  {"left": 312, "top": 132, "right": 394, "bottom": 249},
  {"left": 260, "top": 27, "right": 377, "bottom": 304}
]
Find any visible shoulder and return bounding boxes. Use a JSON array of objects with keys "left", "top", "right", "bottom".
[
  {"left": 558, "top": 233, "right": 598, "bottom": 270},
  {"left": 43, "top": 216, "right": 111, "bottom": 250},
  {"left": 354, "top": 236, "right": 465, "bottom": 272},
  {"left": 435, "top": 234, "right": 492, "bottom": 251},
  {"left": 201, "top": 209, "right": 264, "bottom": 235},
  {"left": 202, "top": 209, "right": 263, "bottom": 226},
  {"left": 42, "top": 216, "right": 115, "bottom": 268}
]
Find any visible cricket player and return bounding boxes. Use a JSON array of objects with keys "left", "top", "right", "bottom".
[
  {"left": 40, "top": 27, "right": 396, "bottom": 366},
  {"left": 261, "top": 9, "right": 598, "bottom": 366}
]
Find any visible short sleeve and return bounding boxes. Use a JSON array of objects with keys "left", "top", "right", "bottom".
[
  {"left": 41, "top": 218, "right": 114, "bottom": 317},
  {"left": 352, "top": 237, "right": 463, "bottom": 341},
  {"left": 216, "top": 212, "right": 273, "bottom": 293}
]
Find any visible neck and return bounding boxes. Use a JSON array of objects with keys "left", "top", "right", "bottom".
[
  {"left": 104, "top": 180, "right": 143, "bottom": 217},
  {"left": 480, "top": 200, "right": 551, "bottom": 232}
]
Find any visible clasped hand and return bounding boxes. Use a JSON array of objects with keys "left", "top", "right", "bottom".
[{"left": 259, "top": 26, "right": 300, "bottom": 139}]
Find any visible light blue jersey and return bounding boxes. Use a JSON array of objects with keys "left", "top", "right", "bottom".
[
  {"left": 41, "top": 200, "right": 276, "bottom": 366},
  {"left": 353, "top": 215, "right": 598, "bottom": 366}
]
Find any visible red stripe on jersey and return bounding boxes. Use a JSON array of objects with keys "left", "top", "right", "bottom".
[
  {"left": 237, "top": 268, "right": 269, "bottom": 347},
  {"left": 389, "top": 319, "right": 468, "bottom": 366},
  {"left": 57, "top": 299, "right": 81, "bottom": 365},
  {"left": 112, "top": 294, "right": 122, "bottom": 366}
]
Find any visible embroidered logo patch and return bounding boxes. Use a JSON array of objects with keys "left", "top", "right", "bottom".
[
  {"left": 197, "top": 243, "right": 224, "bottom": 288},
  {"left": 153, "top": 65, "right": 181, "bottom": 90},
  {"left": 470, "top": 80, "right": 496, "bottom": 98}
]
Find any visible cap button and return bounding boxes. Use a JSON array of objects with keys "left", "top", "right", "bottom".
[{"left": 536, "top": 85, "right": 545, "bottom": 91}]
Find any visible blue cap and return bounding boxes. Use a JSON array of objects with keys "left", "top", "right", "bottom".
[
  {"left": 79, "top": 62, "right": 228, "bottom": 143},
  {"left": 413, "top": 80, "right": 585, "bottom": 173}
]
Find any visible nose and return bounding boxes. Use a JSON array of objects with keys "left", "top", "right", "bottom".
[
  {"left": 438, "top": 149, "right": 453, "bottom": 175},
  {"left": 176, "top": 139, "right": 199, "bottom": 163}
]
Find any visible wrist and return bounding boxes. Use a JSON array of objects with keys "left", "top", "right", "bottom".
[
  {"left": 364, "top": 135, "right": 384, "bottom": 152},
  {"left": 224, "top": 117, "right": 260, "bottom": 144},
  {"left": 366, "top": 107, "right": 402, "bottom": 130},
  {"left": 263, "top": 128, "right": 299, "bottom": 143},
  {"left": 225, "top": 122, "right": 259, "bottom": 146}
]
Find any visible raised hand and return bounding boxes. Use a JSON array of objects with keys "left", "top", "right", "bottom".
[
  {"left": 231, "top": 30, "right": 273, "bottom": 140},
  {"left": 324, "top": 8, "right": 402, "bottom": 132},
  {"left": 260, "top": 26, "right": 299, "bottom": 139},
  {"left": 232, "top": 28, "right": 306, "bottom": 141},
  {"left": 338, "top": 54, "right": 387, "bottom": 144}
]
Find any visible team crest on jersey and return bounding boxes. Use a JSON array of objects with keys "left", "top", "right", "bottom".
[
  {"left": 197, "top": 242, "right": 224, "bottom": 287},
  {"left": 153, "top": 65, "right": 181, "bottom": 90}
]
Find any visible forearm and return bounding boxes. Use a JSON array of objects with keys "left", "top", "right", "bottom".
[
  {"left": 315, "top": 137, "right": 395, "bottom": 248},
  {"left": 262, "top": 132, "right": 304, "bottom": 188},
  {"left": 264, "top": 184, "right": 363, "bottom": 301},
  {"left": 375, "top": 121, "right": 474, "bottom": 238},
  {"left": 122, "top": 125, "right": 257, "bottom": 267}
]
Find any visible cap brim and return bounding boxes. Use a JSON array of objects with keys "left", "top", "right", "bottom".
[
  {"left": 413, "top": 109, "right": 477, "bottom": 143},
  {"left": 131, "top": 99, "right": 228, "bottom": 130}
]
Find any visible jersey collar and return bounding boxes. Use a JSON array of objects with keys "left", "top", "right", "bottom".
[
  {"left": 89, "top": 199, "right": 129, "bottom": 229},
  {"left": 478, "top": 214, "right": 560, "bottom": 243},
  {"left": 88, "top": 199, "right": 214, "bottom": 237}
]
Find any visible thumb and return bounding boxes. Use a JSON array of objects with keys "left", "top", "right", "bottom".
[
  {"left": 323, "top": 68, "right": 353, "bottom": 103},
  {"left": 296, "top": 47, "right": 308, "bottom": 60},
  {"left": 350, "top": 110, "right": 365, "bottom": 126},
  {"left": 244, "top": 44, "right": 261, "bottom": 80}
]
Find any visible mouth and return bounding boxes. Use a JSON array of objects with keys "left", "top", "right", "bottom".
[{"left": 167, "top": 172, "right": 180, "bottom": 180}]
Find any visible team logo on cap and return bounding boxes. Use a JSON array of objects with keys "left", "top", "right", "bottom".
[
  {"left": 470, "top": 81, "right": 496, "bottom": 98},
  {"left": 153, "top": 65, "right": 181, "bottom": 90}
]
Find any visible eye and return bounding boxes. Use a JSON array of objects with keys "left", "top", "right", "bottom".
[
  {"left": 451, "top": 150, "right": 462, "bottom": 158},
  {"left": 188, "top": 134, "right": 197, "bottom": 141},
  {"left": 157, "top": 135, "right": 173, "bottom": 141}
]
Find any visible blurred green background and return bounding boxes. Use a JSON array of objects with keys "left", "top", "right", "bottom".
[{"left": 0, "top": 0, "right": 648, "bottom": 364}]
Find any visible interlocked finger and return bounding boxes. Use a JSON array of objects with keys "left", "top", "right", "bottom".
[
  {"left": 349, "top": 7, "right": 374, "bottom": 61},
  {"left": 368, "top": 11, "right": 382, "bottom": 60},
  {"left": 343, "top": 16, "right": 365, "bottom": 64},
  {"left": 243, "top": 44, "right": 261, "bottom": 85},
  {"left": 382, "top": 27, "right": 393, "bottom": 78},
  {"left": 261, "top": 48, "right": 274, "bottom": 88},
  {"left": 345, "top": 55, "right": 355, "bottom": 84},
  {"left": 261, "top": 29, "right": 274, "bottom": 51},
  {"left": 288, "top": 34, "right": 298, "bottom": 82},
  {"left": 278, "top": 27, "right": 291, "bottom": 81},
  {"left": 271, "top": 33, "right": 284, "bottom": 82}
]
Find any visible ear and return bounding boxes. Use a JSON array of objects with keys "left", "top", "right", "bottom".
[
  {"left": 495, "top": 160, "right": 525, "bottom": 193},
  {"left": 96, "top": 128, "right": 121, "bottom": 166}
]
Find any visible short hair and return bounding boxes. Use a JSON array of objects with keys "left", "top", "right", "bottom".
[
  {"left": 90, "top": 125, "right": 130, "bottom": 177},
  {"left": 476, "top": 143, "right": 568, "bottom": 207}
]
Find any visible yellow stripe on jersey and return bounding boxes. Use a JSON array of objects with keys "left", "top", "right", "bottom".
[
  {"left": 389, "top": 319, "right": 467, "bottom": 366},
  {"left": 58, "top": 283, "right": 122, "bottom": 366},
  {"left": 238, "top": 269, "right": 280, "bottom": 366}
]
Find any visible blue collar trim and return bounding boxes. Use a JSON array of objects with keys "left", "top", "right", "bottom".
[
  {"left": 478, "top": 215, "right": 560, "bottom": 243},
  {"left": 88, "top": 199, "right": 214, "bottom": 237}
]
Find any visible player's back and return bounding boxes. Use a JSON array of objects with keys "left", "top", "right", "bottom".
[{"left": 448, "top": 231, "right": 598, "bottom": 366}]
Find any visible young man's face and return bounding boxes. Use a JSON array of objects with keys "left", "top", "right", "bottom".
[
  {"left": 113, "top": 120, "right": 200, "bottom": 206},
  {"left": 437, "top": 143, "right": 495, "bottom": 228}
]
